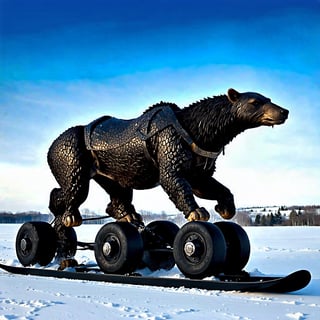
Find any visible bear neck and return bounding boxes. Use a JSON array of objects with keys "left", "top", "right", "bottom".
[{"left": 177, "top": 95, "right": 248, "bottom": 152}]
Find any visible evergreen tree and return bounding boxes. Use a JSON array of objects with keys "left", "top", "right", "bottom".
[
  {"left": 261, "top": 215, "right": 267, "bottom": 226},
  {"left": 275, "top": 209, "right": 283, "bottom": 225},
  {"left": 254, "top": 214, "right": 261, "bottom": 226}
]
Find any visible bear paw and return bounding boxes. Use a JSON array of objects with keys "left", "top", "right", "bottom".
[
  {"left": 187, "top": 207, "right": 210, "bottom": 221},
  {"left": 118, "top": 212, "right": 144, "bottom": 226},
  {"left": 62, "top": 212, "right": 83, "bottom": 227}
]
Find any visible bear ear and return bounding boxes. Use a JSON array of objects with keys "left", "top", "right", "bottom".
[{"left": 227, "top": 88, "right": 241, "bottom": 103}]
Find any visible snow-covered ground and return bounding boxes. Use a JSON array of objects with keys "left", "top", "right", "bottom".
[{"left": 0, "top": 224, "right": 319, "bottom": 320}]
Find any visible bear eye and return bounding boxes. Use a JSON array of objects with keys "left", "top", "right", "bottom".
[
  {"left": 248, "top": 98, "right": 260, "bottom": 106},
  {"left": 251, "top": 100, "right": 260, "bottom": 107}
]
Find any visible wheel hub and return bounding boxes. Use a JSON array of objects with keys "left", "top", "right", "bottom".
[
  {"left": 184, "top": 241, "right": 196, "bottom": 256},
  {"left": 183, "top": 239, "right": 203, "bottom": 257},
  {"left": 102, "top": 242, "right": 112, "bottom": 256},
  {"left": 102, "top": 237, "right": 119, "bottom": 258},
  {"left": 20, "top": 238, "right": 31, "bottom": 252}
]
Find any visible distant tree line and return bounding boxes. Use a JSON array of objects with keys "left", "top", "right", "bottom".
[
  {"left": 0, "top": 210, "right": 110, "bottom": 225},
  {"left": 285, "top": 206, "right": 320, "bottom": 226},
  {"left": 253, "top": 209, "right": 283, "bottom": 226},
  {"left": 235, "top": 206, "right": 320, "bottom": 226},
  {"left": 0, "top": 211, "right": 52, "bottom": 223},
  {"left": 1, "top": 205, "right": 319, "bottom": 226}
]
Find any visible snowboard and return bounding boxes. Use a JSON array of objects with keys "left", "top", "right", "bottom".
[{"left": 0, "top": 263, "right": 311, "bottom": 293}]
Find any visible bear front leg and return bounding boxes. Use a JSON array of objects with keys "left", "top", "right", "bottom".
[
  {"left": 214, "top": 195, "right": 235, "bottom": 220},
  {"left": 158, "top": 154, "right": 209, "bottom": 221},
  {"left": 191, "top": 174, "right": 236, "bottom": 220},
  {"left": 157, "top": 129, "right": 210, "bottom": 221},
  {"left": 160, "top": 169, "right": 209, "bottom": 221}
]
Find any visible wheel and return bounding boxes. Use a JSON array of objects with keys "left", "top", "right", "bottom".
[
  {"left": 53, "top": 215, "right": 77, "bottom": 259},
  {"left": 16, "top": 222, "right": 57, "bottom": 266},
  {"left": 65, "top": 227, "right": 77, "bottom": 257},
  {"left": 94, "top": 222, "right": 144, "bottom": 274},
  {"left": 141, "top": 221, "right": 179, "bottom": 271},
  {"left": 215, "top": 221, "right": 250, "bottom": 273},
  {"left": 56, "top": 227, "right": 77, "bottom": 258},
  {"left": 173, "top": 221, "right": 226, "bottom": 279}
]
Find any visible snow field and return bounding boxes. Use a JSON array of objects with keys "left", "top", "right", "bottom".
[{"left": 0, "top": 224, "right": 319, "bottom": 319}]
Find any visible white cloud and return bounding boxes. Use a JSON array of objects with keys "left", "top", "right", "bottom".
[{"left": 0, "top": 162, "right": 54, "bottom": 212}]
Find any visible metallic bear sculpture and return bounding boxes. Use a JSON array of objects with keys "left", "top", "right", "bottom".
[{"left": 48, "top": 88, "right": 288, "bottom": 230}]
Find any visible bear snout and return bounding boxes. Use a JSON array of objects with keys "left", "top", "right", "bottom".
[
  {"left": 281, "top": 107, "right": 289, "bottom": 119},
  {"left": 276, "top": 106, "right": 289, "bottom": 123},
  {"left": 261, "top": 103, "right": 289, "bottom": 126}
]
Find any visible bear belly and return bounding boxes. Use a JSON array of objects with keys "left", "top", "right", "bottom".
[{"left": 94, "top": 146, "right": 159, "bottom": 190}]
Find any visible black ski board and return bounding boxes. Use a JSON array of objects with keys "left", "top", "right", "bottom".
[{"left": 0, "top": 263, "right": 311, "bottom": 293}]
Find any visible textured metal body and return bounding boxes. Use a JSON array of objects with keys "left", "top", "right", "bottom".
[{"left": 47, "top": 89, "right": 289, "bottom": 235}]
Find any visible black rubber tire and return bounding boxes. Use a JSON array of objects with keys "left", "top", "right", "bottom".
[
  {"left": 141, "top": 221, "right": 179, "bottom": 271},
  {"left": 61, "top": 227, "right": 77, "bottom": 258},
  {"left": 53, "top": 215, "right": 78, "bottom": 259},
  {"left": 173, "top": 221, "right": 226, "bottom": 279},
  {"left": 16, "top": 222, "right": 57, "bottom": 266},
  {"left": 215, "top": 221, "right": 251, "bottom": 273},
  {"left": 94, "top": 222, "right": 144, "bottom": 274}
]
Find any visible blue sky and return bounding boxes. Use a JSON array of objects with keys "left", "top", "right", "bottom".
[{"left": 0, "top": 0, "right": 319, "bottom": 214}]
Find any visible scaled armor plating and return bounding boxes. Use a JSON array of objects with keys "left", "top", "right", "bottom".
[{"left": 48, "top": 88, "right": 288, "bottom": 236}]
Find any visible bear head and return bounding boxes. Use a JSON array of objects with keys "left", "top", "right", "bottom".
[{"left": 227, "top": 88, "right": 289, "bottom": 128}]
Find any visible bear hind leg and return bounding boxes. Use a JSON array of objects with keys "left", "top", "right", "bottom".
[
  {"left": 49, "top": 188, "right": 78, "bottom": 262},
  {"left": 93, "top": 175, "right": 143, "bottom": 225}
]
